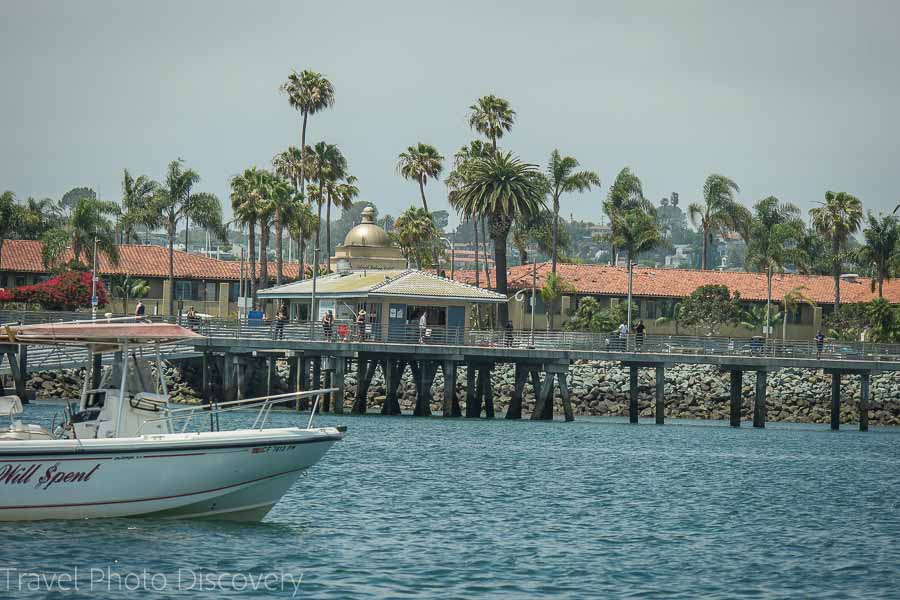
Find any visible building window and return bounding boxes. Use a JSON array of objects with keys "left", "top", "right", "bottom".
[{"left": 15, "top": 276, "right": 26, "bottom": 287}]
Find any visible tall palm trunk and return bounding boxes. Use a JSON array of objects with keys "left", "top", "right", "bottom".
[
  {"left": 259, "top": 223, "right": 270, "bottom": 294},
  {"left": 326, "top": 194, "right": 332, "bottom": 271},
  {"left": 248, "top": 221, "right": 258, "bottom": 309},
  {"left": 491, "top": 215, "right": 510, "bottom": 326},
  {"left": 473, "top": 220, "right": 480, "bottom": 287},
  {"left": 167, "top": 221, "right": 176, "bottom": 315},
  {"left": 701, "top": 226, "right": 710, "bottom": 270},
  {"left": 184, "top": 216, "right": 190, "bottom": 252},
  {"left": 300, "top": 238, "right": 307, "bottom": 282},
  {"left": 481, "top": 218, "right": 491, "bottom": 287},
  {"left": 275, "top": 207, "right": 284, "bottom": 285},
  {"left": 551, "top": 195, "right": 560, "bottom": 276},
  {"left": 832, "top": 237, "right": 841, "bottom": 309},
  {"left": 418, "top": 178, "right": 429, "bottom": 213},
  {"left": 0, "top": 239, "right": 5, "bottom": 272},
  {"left": 299, "top": 112, "right": 308, "bottom": 199}
]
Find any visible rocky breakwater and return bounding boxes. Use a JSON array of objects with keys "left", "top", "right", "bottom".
[
  {"left": 339, "top": 360, "right": 900, "bottom": 426},
  {"left": 25, "top": 362, "right": 203, "bottom": 405}
]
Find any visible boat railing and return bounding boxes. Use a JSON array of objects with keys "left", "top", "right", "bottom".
[{"left": 135, "top": 388, "right": 338, "bottom": 435}]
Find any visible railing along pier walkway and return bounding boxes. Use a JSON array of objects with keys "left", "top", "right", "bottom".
[{"left": 3, "top": 310, "right": 899, "bottom": 431}]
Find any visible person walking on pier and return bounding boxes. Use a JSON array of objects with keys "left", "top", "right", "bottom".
[
  {"left": 815, "top": 330, "right": 825, "bottom": 359},
  {"left": 323, "top": 310, "right": 334, "bottom": 342},
  {"left": 634, "top": 320, "right": 646, "bottom": 351}
]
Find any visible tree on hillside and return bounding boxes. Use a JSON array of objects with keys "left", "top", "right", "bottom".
[
  {"left": 678, "top": 284, "right": 744, "bottom": 336},
  {"left": 858, "top": 211, "right": 900, "bottom": 298},
  {"left": 544, "top": 149, "right": 600, "bottom": 277},
  {"left": 151, "top": 159, "right": 224, "bottom": 315},
  {"left": 60, "top": 187, "right": 95, "bottom": 216},
  {"left": 450, "top": 151, "right": 545, "bottom": 325},
  {"left": 511, "top": 209, "right": 569, "bottom": 265},
  {"left": 0, "top": 191, "right": 16, "bottom": 272},
  {"left": 688, "top": 174, "right": 750, "bottom": 270},
  {"left": 809, "top": 190, "right": 863, "bottom": 309},
  {"left": 280, "top": 70, "right": 335, "bottom": 201}
]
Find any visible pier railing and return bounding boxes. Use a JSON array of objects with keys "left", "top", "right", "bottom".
[{"left": 3, "top": 309, "right": 900, "bottom": 363}]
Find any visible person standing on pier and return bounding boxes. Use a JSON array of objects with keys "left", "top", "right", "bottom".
[
  {"left": 634, "top": 320, "right": 645, "bottom": 351},
  {"left": 617, "top": 322, "right": 628, "bottom": 351},
  {"left": 275, "top": 303, "right": 288, "bottom": 340},
  {"left": 504, "top": 320, "right": 514, "bottom": 347},
  {"left": 323, "top": 310, "right": 334, "bottom": 342},
  {"left": 419, "top": 311, "right": 428, "bottom": 343},
  {"left": 135, "top": 300, "right": 145, "bottom": 319},
  {"left": 356, "top": 308, "right": 367, "bottom": 341},
  {"left": 815, "top": 330, "right": 825, "bottom": 359}
]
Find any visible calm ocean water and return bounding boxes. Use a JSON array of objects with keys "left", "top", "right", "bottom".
[{"left": 3, "top": 402, "right": 899, "bottom": 599}]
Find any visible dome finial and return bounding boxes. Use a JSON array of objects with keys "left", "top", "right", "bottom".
[{"left": 360, "top": 206, "right": 375, "bottom": 223}]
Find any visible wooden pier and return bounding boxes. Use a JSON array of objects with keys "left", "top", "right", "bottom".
[{"left": 191, "top": 337, "right": 893, "bottom": 431}]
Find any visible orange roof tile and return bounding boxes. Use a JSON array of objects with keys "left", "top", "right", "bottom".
[
  {"left": 0, "top": 239, "right": 303, "bottom": 282},
  {"left": 450, "top": 263, "right": 891, "bottom": 305}
]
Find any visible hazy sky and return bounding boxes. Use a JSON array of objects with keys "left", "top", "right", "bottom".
[{"left": 3, "top": 0, "right": 899, "bottom": 227}]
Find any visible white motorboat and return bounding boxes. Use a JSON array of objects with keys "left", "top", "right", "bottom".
[{"left": 0, "top": 320, "right": 342, "bottom": 522}]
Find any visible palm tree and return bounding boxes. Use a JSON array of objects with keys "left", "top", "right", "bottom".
[
  {"left": 603, "top": 168, "right": 652, "bottom": 265},
  {"left": 280, "top": 70, "right": 335, "bottom": 201},
  {"left": 304, "top": 142, "right": 346, "bottom": 273},
  {"left": 451, "top": 151, "right": 545, "bottom": 325},
  {"left": 324, "top": 174, "right": 359, "bottom": 270},
  {"left": 781, "top": 286, "right": 816, "bottom": 340},
  {"left": 264, "top": 174, "right": 297, "bottom": 286},
  {"left": 41, "top": 196, "right": 121, "bottom": 269},
  {"left": 119, "top": 169, "right": 158, "bottom": 244},
  {"left": 468, "top": 95, "right": 516, "bottom": 153},
  {"left": 809, "top": 190, "right": 863, "bottom": 309},
  {"left": 544, "top": 150, "right": 600, "bottom": 276},
  {"left": 273, "top": 146, "right": 305, "bottom": 278},
  {"left": 230, "top": 168, "right": 261, "bottom": 305},
  {"left": 0, "top": 191, "right": 17, "bottom": 272},
  {"left": 286, "top": 201, "right": 318, "bottom": 282},
  {"left": 744, "top": 196, "right": 805, "bottom": 337},
  {"left": 397, "top": 143, "right": 444, "bottom": 213},
  {"left": 394, "top": 206, "right": 440, "bottom": 268},
  {"left": 446, "top": 141, "right": 494, "bottom": 289},
  {"left": 858, "top": 211, "right": 900, "bottom": 298},
  {"left": 152, "top": 159, "right": 224, "bottom": 314},
  {"left": 109, "top": 274, "right": 150, "bottom": 314},
  {"left": 610, "top": 209, "right": 665, "bottom": 265},
  {"left": 688, "top": 174, "right": 750, "bottom": 270}
]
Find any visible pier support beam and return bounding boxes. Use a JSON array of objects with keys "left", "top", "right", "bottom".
[
  {"left": 629, "top": 366, "right": 639, "bottom": 424},
  {"left": 298, "top": 357, "right": 310, "bottom": 410},
  {"left": 465, "top": 365, "right": 478, "bottom": 418},
  {"left": 201, "top": 352, "right": 209, "bottom": 403},
  {"left": 332, "top": 357, "right": 345, "bottom": 414},
  {"left": 382, "top": 359, "right": 403, "bottom": 415},
  {"left": 753, "top": 370, "right": 767, "bottom": 428},
  {"left": 442, "top": 361, "right": 457, "bottom": 417},
  {"left": 353, "top": 358, "right": 378, "bottom": 414},
  {"left": 729, "top": 370, "right": 743, "bottom": 428},
  {"left": 507, "top": 364, "right": 527, "bottom": 420},
  {"left": 859, "top": 371, "right": 870, "bottom": 432},
  {"left": 831, "top": 372, "right": 841, "bottom": 431},
  {"left": 413, "top": 360, "right": 438, "bottom": 417},
  {"left": 558, "top": 370, "right": 574, "bottom": 422},
  {"left": 655, "top": 366, "right": 665, "bottom": 425},
  {"left": 222, "top": 354, "right": 235, "bottom": 402},
  {"left": 266, "top": 356, "right": 276, "bottom": 397},
  {"left": 480, "top": 365, "right": 494, "bottom": 418}
]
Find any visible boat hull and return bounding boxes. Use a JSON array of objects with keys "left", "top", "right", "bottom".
[{"left": 0, "top": 427, "right": 341, "bottom": 522}]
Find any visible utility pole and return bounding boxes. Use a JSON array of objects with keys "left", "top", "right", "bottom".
[
  {"left": 530, "top": 251, "right": 537, "bottom": 348},
  {"left": 626, "top": 259, "right": 634, "bottom": 332}
]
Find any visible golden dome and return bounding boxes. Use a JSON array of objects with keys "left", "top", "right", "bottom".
[{"left": 343, "top": 206, "right": 391, "bottom": 247}]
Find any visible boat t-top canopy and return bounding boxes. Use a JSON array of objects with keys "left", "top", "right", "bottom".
[{"left": 4, "top": 322, "right": 204, "bottom": 347}]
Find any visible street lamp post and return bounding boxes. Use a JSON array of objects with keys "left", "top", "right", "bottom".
[
  {"left": 626, "top": 259, "right": 634, "bottom": 332},
  {"left": 530, "top": 250, "right": 537, "bottom": 348},
  {"left": 91, "top": 238, "right": 98, "bottom": 320}
]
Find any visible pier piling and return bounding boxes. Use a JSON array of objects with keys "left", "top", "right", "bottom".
[
  {"left": 831, "top": 372, "right": 841, "bottom": 431},
  {"left": 442, "top": 361, "right": 457, "bottom": 417},
  {"left": 629, "top": 366, "right": 639, "bottom": 424},
  {"left": 465, "top": 365, "right": 478, "bottom": 418},
  {"left": 859, "top": 371, "right": 870, "bottom": 432},
  {"left": 507, "top": 364, "right": 527, "bottom": 420},
  {"left": 655, "top": 366, "right": 665, "bottom": 425},
  {"left": 332, "top": 356, "right": 345, "bottom": 414},
  {"left": 753, "top": 370, "right": 767, "bottom": 428},
  {"left": 729, "top": 370, "right": 742, "bottom": 427}
]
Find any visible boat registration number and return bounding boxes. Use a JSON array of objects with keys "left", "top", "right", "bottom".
[{"left": 251, "top": 445, "right": 295, "bottom": 454}]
